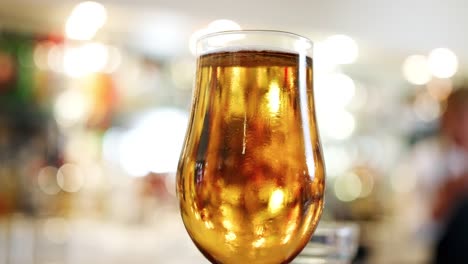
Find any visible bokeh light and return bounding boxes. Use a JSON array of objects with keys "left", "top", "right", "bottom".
[
  {"left": 323, "top": 146, "right": 352, "bottom": 177},
  {"left": 54, "top": 88, "right": 90, "bottom": 127},
  {"left": 427, "top": 78, "right": 453, "bottom": 101},
  {"left": 47, "top": 44, "right": 65, "bottom": 73},
  {"left": 315, "top": 73, "right": 356, "bottom": 111},
  {"left": 57, "top": 163, "right": 85, "bottom": 193},
  {"left": 427, "top": 48, "right": 458, "bottom": 79},
  {"left": 402, "top": 55, "right": 431, "bottom": 85},
  {"left": 318, "top": 110, "right": 356, "bottom": 141},
  {"left": 65, "top": 1, "right": 107, "bottom": 40},
  {"left": 322, "top": 34, "right": 359, "bottom": 65},
  {"left": 356, "top": 169, "right": 375, "bottom": 198},
  {"left": 334, "top": 172, "right": 362, "bottom": 202},
  {"left": 118, "top": 108, "right": 189, "bottom": 176},
  {"left": 63, "top": 43, "right": 109, "bottom": 78},
  {"left": 45, "top": 42, "right": 117, "bottom": 76},
  {"left": 104, "top": 45, "right": 122, "bottom": 73},
  {"left": 63, "top": 45, "right": 88, "bottom": 78},
  {"left": 313, "top": 42, "right": 337, "bottom": 73},
  {"left": 37, "top": 166, "right": 61, "bottom": 195}
]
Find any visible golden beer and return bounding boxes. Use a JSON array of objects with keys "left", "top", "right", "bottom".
[{"left": 177, "top": 42, "right": 325, "bottom": 263}]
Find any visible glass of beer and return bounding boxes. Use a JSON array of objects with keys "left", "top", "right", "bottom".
[{"left": 176, "top": 30, "right": 325, "bottom": 263}]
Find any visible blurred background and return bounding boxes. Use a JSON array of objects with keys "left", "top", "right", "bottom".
[{"left": 1, "top": 0, "right": 468, "bottom": 263}]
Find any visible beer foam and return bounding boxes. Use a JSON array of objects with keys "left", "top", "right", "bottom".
[{"left": 200, "top": 45, "right": 310, "bottom": 56}]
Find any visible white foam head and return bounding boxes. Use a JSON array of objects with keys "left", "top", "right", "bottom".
[
  {"left": 197, "top": 30, "right": 313, "bottom": 57},
  {"left": 200, "top": 45, "right": 309, "bottom": 56}
]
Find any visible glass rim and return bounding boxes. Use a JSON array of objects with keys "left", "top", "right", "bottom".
[{"left": 197, "top": 29, "right": 313, "bottom": 46}]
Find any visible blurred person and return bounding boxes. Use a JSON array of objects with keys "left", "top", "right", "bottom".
[
  {"left": 430, "top": 88, "right": 468, "bottom": 263},
  {"left": 386, "top": 87, "right": 468, "bottom": 263},
  {"left": 432, "top": 88, "right": 468, "bottom": 221}
]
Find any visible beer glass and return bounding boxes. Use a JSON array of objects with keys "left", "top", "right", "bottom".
[{"left": 177, "top": 30, "right": 325, "bottom": 264}]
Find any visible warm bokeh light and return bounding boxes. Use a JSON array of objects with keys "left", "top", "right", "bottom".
[
  {"left": 318, "top": 109, "right": 356, "bottom": 141},
  {"left": 47, "top": 44, "right": 64, "bottom": 73},
  {"left": 54, "top": 88, "right": 90, "bottom": 127},
  {"left": 402, "top": 55, "right": 431, "bottom": 85},
  {"left": 63, "top": 45, "right": 87, "bottom": 78},
  {"left": 356, "top": 170, "right": 374, "bottom": 198},
  {"left": 57, "top": 163, "right": 85, "bottom": 193},
  {"left": 104, "top": 45, "right": 122, "bottom": 73},
  {"left": 118, "top": 108, "right": 189, "bottom": 176},
  {"left": 428, "top": 48, "right": 458, "bottom": 79},
  {"left": 45, "top": 42, "right": 117, "bottom": 76},
  {"left": 323, "top": 146, "right": 352, "bottom": 177},
  {"left": 322, "top": 34, "right": 359, "bottom": 65},
  {"left": 64, "top": 43, "right": 109, "bottom": 78},
  {"left": 427, "top": 78, "right": 453, "bottom": 101},
  {"left": 37, "top": 166, "right": 61, "bottom": 195},
  {"left": 315, "top": 73, "right": 356, "bottom": 111},
  {"left": 65, "top": 1, "right": 107, "bottom": 40},
  {"left": 313, "top": 41, "right": 338, "bottom": 73},
  {"left": 334, "top": 172, "right": 362, "bottom": 202},
  {"left": 78, "top": 42, "right": 108, "bottom": 72}
]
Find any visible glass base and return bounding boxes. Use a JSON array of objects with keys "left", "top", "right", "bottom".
[{"left": 292, "top": 221, "right": 359, "bottom": 264}]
